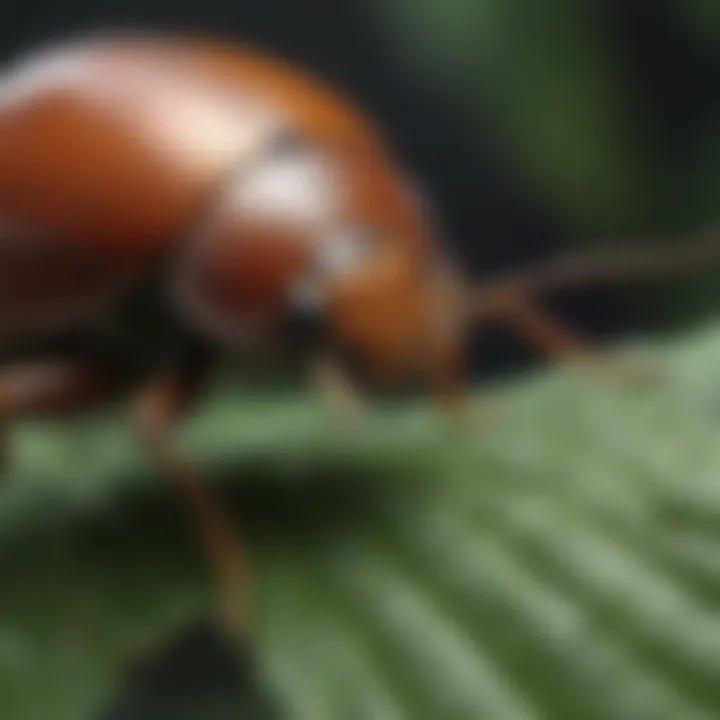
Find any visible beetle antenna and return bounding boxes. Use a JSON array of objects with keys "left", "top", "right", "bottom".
[{"left": 468, "top": 223, "right": 720, "bottom": 320}]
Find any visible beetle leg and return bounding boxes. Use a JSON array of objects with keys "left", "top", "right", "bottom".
[
  {"left": 310, "top": 353, "right": 367, "bottom": 425},
  {"left": 430, "top": 342, "right": 480, "bottom": 426},
  {"left": 0, "top": 357, "right": 137, "bottom": 415},
  {"left": 132, "top": 361, "right": 248, "bottom": 642},
  {"left": 426, "top": 263, "right": 480, "bottom": 426},
  {"left": 488, "top": 292, "right": 654, "bottom": 386},
  {"left": 491, "top": 293, "right": 594, "bottom": 361},
  {"left": 0, "top": 351, "right": 247, "bottom": 640},
  {"left": 0, "top": 356, "right": 141, "bottom": 478}
]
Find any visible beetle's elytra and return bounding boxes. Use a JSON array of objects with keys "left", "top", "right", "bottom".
[{"left": 0, "top": 32, "right": 464, "bottom": 392}]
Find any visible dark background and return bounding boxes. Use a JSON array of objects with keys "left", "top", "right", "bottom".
[{"left": 6, "top": 0, "right": 720, "bottom": 379}]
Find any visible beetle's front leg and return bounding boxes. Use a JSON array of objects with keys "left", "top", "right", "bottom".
[
  {"left": 484, "top": 291, "right": 655, "bottom": 387},
  {"left": 132, "top": 358, "right": 248, "bottom": 642},
  {"left": 310, "top": 353, "right": 367, "bottom": 426},
  {"left": 0, "top": 351, "right": 247, "bottom": 639}
]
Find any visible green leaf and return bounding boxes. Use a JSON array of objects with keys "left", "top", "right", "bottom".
[
  {"left": 367, "top": 0, "right": 653, "bottom": 236},
  {"left": 5, "top": 324, "right": 720, "bottom": 718}
]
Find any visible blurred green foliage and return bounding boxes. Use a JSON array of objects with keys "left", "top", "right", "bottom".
[
  {"left": 367, "top": 1, "right": 719, "bottom": 233},
  {"left": 372, "top": 0, "right": 653, "bottom": 237},
  {"left": 670, "top": 0, "right": 720, "bottom": 53},
  {"left": 4, "top": 323, "right": 720, "bottom": 718}
]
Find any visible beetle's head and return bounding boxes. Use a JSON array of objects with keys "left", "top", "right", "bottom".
[
  {"left": 177, "top": 134, "right": 469, "bottom": 407},
  {"left": 303, "top": 222, "right": 467, "bottom": 400},
  {"left": 276, "top": 137, "right": 469, "bottom": 405}
]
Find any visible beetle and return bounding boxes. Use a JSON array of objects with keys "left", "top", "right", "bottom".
[
  {"left": 0, "top": 31, "right": 479, "bottom": 637},
  {"left": 2, "top": 30, "right": 720, "bottom": 638}
]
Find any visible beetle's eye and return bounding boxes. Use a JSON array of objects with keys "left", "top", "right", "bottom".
[{"left": 316, "top": 227, "right": 377, "bottom": 277}]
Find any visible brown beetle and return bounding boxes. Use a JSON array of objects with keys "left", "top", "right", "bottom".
[
  {"left": 0, "top": 31, "right": 475, "bottom": 637},
  {"left": 2, "top": 31, "right": 720, "bottom": 638}
]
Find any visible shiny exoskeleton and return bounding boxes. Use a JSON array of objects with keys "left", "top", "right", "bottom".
[
  {"left": 0, "top": 33, "right": 463, "bottom": 396},
  {"left": 0, "top": 32, "right": 471, "bottom": 637}
]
